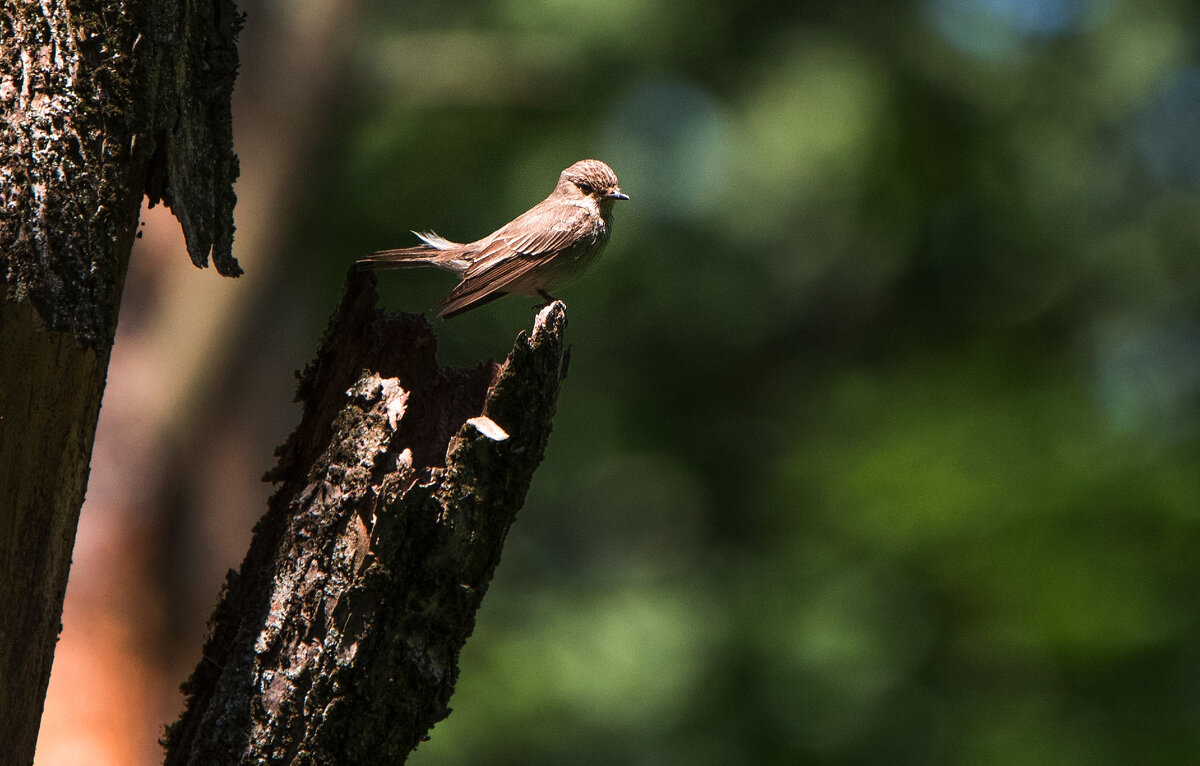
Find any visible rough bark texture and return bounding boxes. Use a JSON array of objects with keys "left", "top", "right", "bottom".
[
  {"left": 0, "top": 2, "right": 241, "bottom": 764},
  {"left": 162, "top": 271, "right": 569, "bottom": 765}
]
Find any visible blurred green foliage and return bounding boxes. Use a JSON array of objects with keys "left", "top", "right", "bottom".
[{"left": 285, "top": 0, "right": 1200, "bottom": 762}]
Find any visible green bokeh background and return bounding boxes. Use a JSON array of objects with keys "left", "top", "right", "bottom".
[{"left": 282, "top": 1, "right": 1200, "bottom": 762}]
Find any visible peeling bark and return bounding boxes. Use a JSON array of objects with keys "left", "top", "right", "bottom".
[
  {"left": 0, "top": 2, "right": 241, "bottom": 764},
  {"left": 163, "top": 271, "right": 569, "bottom": 765}
]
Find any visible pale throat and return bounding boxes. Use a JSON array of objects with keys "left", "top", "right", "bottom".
[{"left": 564, "top": 197, "right": 604, "bottom": 219}]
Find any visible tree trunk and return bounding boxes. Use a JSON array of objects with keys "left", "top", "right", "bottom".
[
  {"left": 163, "top": 272, "right": 569, "bottom": 765},
  {"left": 0, "top": 2, "right": 241, "bottom": 764}
]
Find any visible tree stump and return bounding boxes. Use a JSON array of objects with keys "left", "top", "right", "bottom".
[{"left": 163, "top": 271, "right": 569, "bottom": 765}]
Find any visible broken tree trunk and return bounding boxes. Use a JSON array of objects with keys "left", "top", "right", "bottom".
[
  {"left": 0, "top": 3, "right": 241, "bottom": 764},
  {"left": 163, "top": 271, "right": 569, "bottom": 765}
]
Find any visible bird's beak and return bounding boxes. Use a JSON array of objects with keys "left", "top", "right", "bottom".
[{"left": 608, "top": 188, "right": 630, "bottom": 201}]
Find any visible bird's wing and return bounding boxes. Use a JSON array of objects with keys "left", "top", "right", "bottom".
[
  {"left": 439, "top": 203, "right": 589, "bottom": 318},
  {"left": 439, "top": 252, "right": 545, "bottom": 318},
  {"left": 463, "top": 202, "right": 587, "bottom": 277}
]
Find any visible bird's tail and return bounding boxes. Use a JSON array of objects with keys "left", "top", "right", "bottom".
[{"left": 358, "top": 231, "right": 471, "bottom": 273}]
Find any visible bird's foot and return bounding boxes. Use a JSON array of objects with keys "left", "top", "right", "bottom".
[{"left": 533, "top": 289, "right": 560, "bottom": 310}]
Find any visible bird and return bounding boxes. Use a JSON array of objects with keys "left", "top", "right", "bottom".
[{"left": 359, "top": 159, "right": 629, "bottom": 318}]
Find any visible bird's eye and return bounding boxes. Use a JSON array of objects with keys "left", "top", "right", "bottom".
[{"left": 576, "top": 181, "right": 593, "bottom": 194}]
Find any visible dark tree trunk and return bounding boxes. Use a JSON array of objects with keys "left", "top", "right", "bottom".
[
  {"left": 0, "top": 2, "right": 241, "bottom": 764},
  {"left": 163, "top": 272, "right": 569, "bottom": 765}
]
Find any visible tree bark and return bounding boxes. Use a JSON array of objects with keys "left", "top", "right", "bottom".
[
  {"left": 0, "top": 2, "right": 241, "bottom": 764},
  {"left": 163, "top": 271, "right": 569, "bottom": 765}
]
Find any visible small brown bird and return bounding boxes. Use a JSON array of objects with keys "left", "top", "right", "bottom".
[{"left": 359, "top": 159, "right": 628, "bottom": 318}]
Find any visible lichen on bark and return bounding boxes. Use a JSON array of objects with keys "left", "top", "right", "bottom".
[{"left": 1, "top": 0, "right": 243, "bottom": 344}]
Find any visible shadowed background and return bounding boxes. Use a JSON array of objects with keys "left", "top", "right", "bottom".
[{"left": 34, "top": 0, "right": 1200, "bottom": 764}]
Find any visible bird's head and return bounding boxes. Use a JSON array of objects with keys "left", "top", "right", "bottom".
[{"left": 558, "top": 159, "right": 629, "bottom": 207}]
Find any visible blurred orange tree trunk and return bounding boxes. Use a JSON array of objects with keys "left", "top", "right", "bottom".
[{"left": 0, "top": 2, "right": 241, "bottom": 764}]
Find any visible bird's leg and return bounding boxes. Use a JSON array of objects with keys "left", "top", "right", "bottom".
[{"left": 533, "top": 289, "right": 560, "bottom": 310}]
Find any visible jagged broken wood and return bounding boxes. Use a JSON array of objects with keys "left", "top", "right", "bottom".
[
  {"left": 163, "top": 270, "right": 569, "bottom": 765},
  {"left": 1, "top": 3, "right": 242, "bottom": 764}
]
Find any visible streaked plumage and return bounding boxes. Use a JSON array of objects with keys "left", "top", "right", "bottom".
[{"left": 359, "top": 159, "right": 628, "bottom": 318}]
